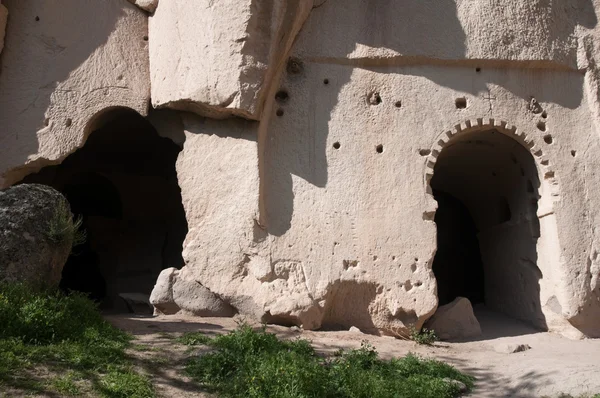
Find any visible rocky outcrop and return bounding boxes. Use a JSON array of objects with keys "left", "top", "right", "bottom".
[
  {"left": 425, "top": 297, "right": 482, "bottom": 341},
  {"left": 0, "top": 184, "right": 74, "bottom": 289},
  {"left": 149, "top": 0, "right": 313, "bottom": 120}
]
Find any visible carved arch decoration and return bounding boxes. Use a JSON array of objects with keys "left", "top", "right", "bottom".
[{"left": 423, "top": 118, "right": 561, "bottom": 217}]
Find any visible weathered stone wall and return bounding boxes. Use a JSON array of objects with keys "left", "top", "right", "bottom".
[
  {"left": 256, "top": 0, "right": 600, "bottom": 337},
  {"left": 0, "top": 0, "right": 150, "bottom": 188},
  {"left": 1, "top": 0, "right": 600, "bottom": 338}
]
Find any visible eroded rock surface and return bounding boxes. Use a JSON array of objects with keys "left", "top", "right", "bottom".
[
  {"left": 0, "top": 184, "right": 73, "bottom": 289},
  {"left": 149, "top": 0, "right": 313, "bottom": 120}
]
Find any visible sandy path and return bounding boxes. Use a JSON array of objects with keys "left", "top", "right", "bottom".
[{"left": 106, "top": 310, "right": 600, "bottom": 398}]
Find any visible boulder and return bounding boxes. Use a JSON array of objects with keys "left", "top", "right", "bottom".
[
  {"left": 425, "top": 297, "right": 482, "bottom": 340},
  {"left": 172, "top": 277, "right": 236, "bottom": 317},
  {"left": 150, "top": 266, "right": 237, "bottom": 317},
  {"left": 149, "top": 267, "right": 181, "bottom": 315},
  {"left": 0, "top": 184, "right": 74, "bottom": 289}
]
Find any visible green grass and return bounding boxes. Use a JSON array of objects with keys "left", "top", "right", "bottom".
[
  {"left": 180, "top": 325, "right": 474, "bottom": 398},
  {"left": 0, "top": 283, "right": 154, "bottom": 397}
]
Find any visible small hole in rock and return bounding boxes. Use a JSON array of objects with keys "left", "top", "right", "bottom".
[
  {"left": 571, "top": 150, "right": 577, "bottom": 157},
  {"left": 544, "top": 134, "right": 553, "bottom": 144},
  {"left": 541, "top": 159, "right": 549, "bottom": 166},
  {"left": 455, "top": 97, "right": 467, "bottom": 109},
  {"left": 395, "top": 101, "right": 402, "bottom": 108},
  {"left": 376, "top": 144, "right": 384, "bottom": 153},
  {"left": 333, "top": 142, "right": 340, "bottom": 150},
  {"left": 537, "top": 121, "right": 546, "bottom": 132},
  {"left": 368, "top": 92, "right": 382, "bottom": 105},
  {"left": 541, "top": 111, "right": 548, "bottom": 119},
  {"left": 286, "top": 57, "right": 303, "bottom": 75},
  {"left": 323, "top": 78, "right": 329, "bottom": 85},
  {"left": 276, "top": 109, "right": 284, "bottom": 117},
  {"left": 65, "top": 118, "right": 72, "bottom": 127},
  {"left": 143, "top": 36, "right": 148, "bottom": 41},
  {"left": 44, "top": 118, "right": 49, "bottom": 127},
  {"left": 35, "top": 16, "right": 40, "bottom": 21},
  {"left": 275, "top": 90, "right": 289, "bottom": 102},
  {"left": 419, "top": 149, "right": 431, "bottom": 156},
  {"left": 476, "top": 67, "right": 481, "bottom": 72}
]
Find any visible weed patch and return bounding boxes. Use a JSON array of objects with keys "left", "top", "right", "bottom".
[{"left": 181, "top": 325, "right": 474, "bottom": 398}]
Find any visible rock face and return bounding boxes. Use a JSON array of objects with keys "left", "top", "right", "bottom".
[
  {"left": 0, "top": 184, "right": 73, "bottom": 289},
  {"left": 2, "top": 0, "right": 600, "bottom": 338},
  {"left": 425, "top": 298, "right": 482, "bottom": 341},
  {"left": 0, "top": 0, "right": 150, "bottom": 187}
]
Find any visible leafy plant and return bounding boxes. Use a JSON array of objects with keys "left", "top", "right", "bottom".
[{"left": 410, "top": 326, "right": 439, "bottom": 345}]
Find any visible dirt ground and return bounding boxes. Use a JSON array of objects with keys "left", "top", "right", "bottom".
[{"left": 106, "top": 308, "right": 600, "bottom": 398}]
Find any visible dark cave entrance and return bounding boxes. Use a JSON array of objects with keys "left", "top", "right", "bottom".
[
  {"left": 430, "top": 129, "right": 547, "bottom": 329},
  {"left": 22, "top": 109, "right": 188, "bottom": 312}
]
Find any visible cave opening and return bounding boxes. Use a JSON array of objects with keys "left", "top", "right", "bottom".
[
  {"left": 22, "top": 109, "right": 188, "bottom": 313},
  {"left": 431, "top": 129, "right": 546, "bottom": 330}
]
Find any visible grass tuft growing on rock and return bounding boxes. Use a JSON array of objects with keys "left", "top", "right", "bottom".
[
  {"left": 46, "top": 199, "right": 86, "bottom": 249},
  {"left": 181, "top": 325, "right": 474, "bottom": 398},
  {"left": 0, "top": 283, "right": 153, "bottom": 397}
]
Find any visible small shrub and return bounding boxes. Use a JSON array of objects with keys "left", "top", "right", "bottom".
[
  {"left": 46, "top": 200, "right": 86, "bottom": 250},
  {"left": 410, "top": 326, "right": 439, "bottom": 345},
  {"left": 183, "top": 325, "right": 473, "bottom": 398}
]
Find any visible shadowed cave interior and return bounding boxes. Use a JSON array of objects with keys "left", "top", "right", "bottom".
[
  {"left": 431, "top": 129, "right": 547, "bottom": 330},
  {"left": 22, "top": 109, "right": 188, "bottom": 312}
]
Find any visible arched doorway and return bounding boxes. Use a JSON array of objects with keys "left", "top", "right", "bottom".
[
  {"left": 22, "top": 109, "right": 188, "bottom": 312},
  {"left": 430, "top": 127, "right": 547, "bottom": 330}
]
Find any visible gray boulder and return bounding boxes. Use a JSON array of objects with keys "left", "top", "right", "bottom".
[
  {"left": 150, "top": 267, "right": 237, "bottom": 317},
  {"left": 172, "top": 277, "right": 236, "bottom": 317},
  {"left": 150, "top": 267, "right": 181, "bottom": 315},
  {"left": 0, "top": 184, "right": 75, "bottom": 289}
]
